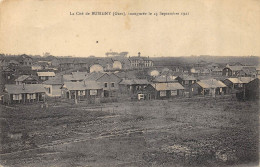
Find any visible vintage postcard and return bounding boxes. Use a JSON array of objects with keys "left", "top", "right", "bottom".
[{"left": 0, "top": 0, "right": 259, "bottom": 166}]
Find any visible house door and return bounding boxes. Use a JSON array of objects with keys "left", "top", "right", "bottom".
[
  {"left": 147, "top": 94, "right": 151, "bottom": 100},
  {"left": 66, "top": 92, "right": 69, "bottom": 98},
  {"left": 104, "top": 90, "right": 109, "bottom": 97}
]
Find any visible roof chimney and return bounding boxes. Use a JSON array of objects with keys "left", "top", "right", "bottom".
[{"left": 138, "top": 52, "right": 141, "bottom": 57}]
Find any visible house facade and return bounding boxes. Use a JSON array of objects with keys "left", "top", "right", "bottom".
[
  {"left": 3, "top": 84, "right": 45, "bottom": 104},
  {"left": 86, "top": 72, "right": 122, "bottom": 98},
  {"left": 43, "top": 76, "right": 63, "bottom": 97},
  {"left": 152, "top": 82, "right": 185, "bottom": 99},
  {"left": 190, "top": 79, "right": 227, "bottom": 96},
  {"left": 61, "top": 81, "right": 103, "bottom": 101}
]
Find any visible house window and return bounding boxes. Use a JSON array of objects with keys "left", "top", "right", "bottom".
[
  {"left": 160, "top": 90, "right": 166, "bottom": 97},
  {"left": 184, "top": 80, "right": 189, "bottom": 85},
  {"left": 192, "top": 88, "right": 194, "bottom": 92},
  {"left": 171, "top": 90, "right": 177, "bottom": 96},
  {"left": 90, "top": 90, "right": 97, "bottom": 95},
  {"left": 27, "top": 93, "right": 36, "bottom": 99},
  {"left": 13, "top": 94, "right": 22, "bottom": 100},
  {"left": 78, "top": 90, "right": 85, "bottom": 96},
  {"left": 104, "top": 83, "right": 108, "bottom": 88},
  {"left": 111, "top": 82, "right": 115, "bottom": 87}
]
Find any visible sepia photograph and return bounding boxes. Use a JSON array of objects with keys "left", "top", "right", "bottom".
[{"left": 0, "top": 0, "right": 259, "bottom": 166}]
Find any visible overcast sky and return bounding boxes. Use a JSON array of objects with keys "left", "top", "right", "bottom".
[{"left": 0, "top": 0, "right": 259, "bottom": 57}]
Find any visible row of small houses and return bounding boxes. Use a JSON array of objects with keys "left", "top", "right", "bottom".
[{"left": 1, "top": 72, "right": 259, "bottom": 104}]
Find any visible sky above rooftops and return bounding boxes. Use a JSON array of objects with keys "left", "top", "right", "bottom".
[{"left": 0, "top": 0, "right": 259, "bottom": 57}]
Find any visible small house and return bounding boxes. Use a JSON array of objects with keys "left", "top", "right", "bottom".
[
  {"left": 152, "top": 82, "right": 185, "bottom": 99},
  {"left": 61, "top": 81, "right": 103, "bottom": 100},
  {"left": 3, "top": 84, "right": 46, "bottom": 104},
  {"left": 190, "top": 79, "right": 227, "bottom": 96},
  {"left": 223, "top": 77, "right": 255, "bottom": 93}
]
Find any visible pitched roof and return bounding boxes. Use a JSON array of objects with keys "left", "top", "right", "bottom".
[
  {"left": 5, "top": 84, "right": 45, "bottom": 94},
  {"left": 152, "top": 83, "right": 184, "bottom": 91},
  {"left": 85, "top": 72, "right": 105, "bottom": 81},
  {"left": 63, "top": 81, "right": 102, "bottom": 90},
  {"left": 225, "top": 66, "right": 244, "bottom": 71},
  {"left": 225, "top": 78, "right": 243, "bottom": 84},
  {"left": 178, "top": 75, "right": 197, "bottom": 81},
  {"left": 153, "top": 75, "right": 177, "bottom": 83},
  {"left": 119, "top": 79, "right": 150, "bottom": 85},
  {"left": 196, "top": 79, "right": 227, "bottom": 88},
  {"left": 239, "top": 77, "right": 255, "bottom": 84},
  {"left": 15, "top": 75, "right": 30, "bottom": 82},
  {"left": 37, "top": 72, "right": 55, "bottom": 77},
  {"left": 114, "top": 71, "right": 137, "bottom": 79},
  {"left": 83, "top": 81, "right": 102, "bottom": 89},
  {"left": 212, "top": 67, "right": 223, "bottom": 72},
  {"left": 225, "top": 77, "right": 255, "bottom": 84},
  {"left": 62, "top": 82, "right": 86, "bottom": 91},
  {"left": 43, "top": 75, "right": 63, "bottom": 85}
]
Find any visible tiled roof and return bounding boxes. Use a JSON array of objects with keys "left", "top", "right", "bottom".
[
  {"left": 152, "top": 83, "right": 184, "bottom": 91},
  {"left": 5, "top": 84, "right": 45, "bottom": 94}
]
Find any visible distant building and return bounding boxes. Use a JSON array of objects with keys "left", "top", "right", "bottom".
[
  {"left": 18, "top": 54, "right": 33, "bottom": 66},
  {"left": 15, "top": 75, "right": 39, "bottom": 85},
  {"left": 222, "top": 66, "right": 257, "bottom": 77},
  {"left": 37, "top": 72, "right": 55, "bottom": 81},
  {"left": 129, "top": 52, "right": 153, "bottom": 69},
  {"left": 211, "top": 67, "right": 223, "bottom": 76}
]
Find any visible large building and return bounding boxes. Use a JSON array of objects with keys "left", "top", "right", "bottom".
[{"left": 129, "top": 52, "right": 153, "bottom": 69}]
